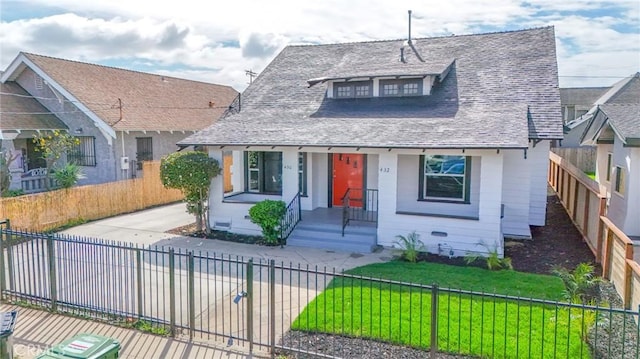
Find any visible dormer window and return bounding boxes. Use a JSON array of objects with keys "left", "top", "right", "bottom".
[
  {"left": 380, "top": 79, "right": 422, "bottom": 97},
  {"left": 333, "top": 81, "right": 372, "bottom": 99}
]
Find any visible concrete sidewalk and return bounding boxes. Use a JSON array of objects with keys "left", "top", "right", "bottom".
[
  {"left": 61, "top": 203, "right": 394, "bottom": 271},
  {"left": 3, "top": 304, "right": 265, "bottom": 359}
]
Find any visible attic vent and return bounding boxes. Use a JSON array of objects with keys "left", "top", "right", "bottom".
[{"left": 34, "top": 74, "right": 43, "bottom": 90}]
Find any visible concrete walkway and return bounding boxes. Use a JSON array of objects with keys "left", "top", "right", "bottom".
[
  {"left": 61, "top": 203, "right": 395, "bottom": 271},
  {"left": 3, "top": 304, "right": 265, "bottom": 359}
]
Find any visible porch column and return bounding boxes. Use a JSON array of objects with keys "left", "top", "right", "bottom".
[
  {"left": 478, "top": 153, "right": 504, "bottom": 253},
  {"left": 281, "top": 148, "right": 299, "bottom": 202},
  {"left": 377, "top": 151, "right": 398, "bottom": 218},
  {"left": 1, "top": 140, "right": 23, "bottom": 191},
  {"left": 208, "top": 148, "right": 224, "bottom": 223}
]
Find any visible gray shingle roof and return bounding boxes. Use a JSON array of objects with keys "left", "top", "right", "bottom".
[
  {"left": 601, "top": 104, "right": 640, "bottom": 142},
  {"left": 560, "top": 87, "right": 609, "bottom": 106},
  {"left": 181, "top": 27, "right": 562, "bottom": 149}
]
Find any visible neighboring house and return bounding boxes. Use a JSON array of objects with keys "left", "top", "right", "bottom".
[
  {"left": 558, "top": 87, "right": 609, "bottom": 147},
  {"left": 0, "top": 52, "right": 238, "bottom": 193},
  {"left": 179, "top": 27, "right": 563, "bottom": 255},
  {"left": 581, "top": 72, "right": 640, "bottom": 241}
]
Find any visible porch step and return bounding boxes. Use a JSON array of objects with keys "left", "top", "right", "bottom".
[{"left": 287, "top": 221, "right": 377, "bottom": 253}]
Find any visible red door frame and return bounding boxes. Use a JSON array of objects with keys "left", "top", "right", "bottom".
[{"left": 331, "top": 153, "right": 365, "bottom": 207}]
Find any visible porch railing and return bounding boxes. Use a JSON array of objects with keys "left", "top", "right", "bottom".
[
  {"left": 21, "top": 168, "right": 57, "bottom": 194},
  {"left": 279, "top": 192, "right": 301, "bottom": 246},
  {"left": 342, "top": 188, "right": 379, "bottom": 236}
]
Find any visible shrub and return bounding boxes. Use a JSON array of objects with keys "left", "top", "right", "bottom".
[
  {"left": 465, "top": 241, "right": 513, "bottom": 270},
  {"left": 394, "top": 231, "right": 424, "bottom": 263},
  {"left": 248, "top": 200, "right": 286, "bottom": 245},
  {"left": 52, "top": 163, "right": 85, "bottom": 189},
  {"left": 552, "top": 262, "right": 600, "bottom": 303}
]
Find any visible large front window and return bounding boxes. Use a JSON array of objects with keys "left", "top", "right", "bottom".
[
  {"left": 245, "top": 151, "right": 282, "bottom": 194},
  {"left": 420, "top": 155, "right": 470, "bottom": 202},
  {"left": 68, "top": 136, "right": 96, "bottom": 166}
]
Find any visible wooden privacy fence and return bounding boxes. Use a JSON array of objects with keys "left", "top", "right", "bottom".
[
  {"left": 551, "top": 146, "right": 597, "bottom": 173},
  {"left": 549, "top": 151, "right": 639, "bottom": 309},
  {"left": 0, "top": 161, "right": 183, "bottom": 231}
]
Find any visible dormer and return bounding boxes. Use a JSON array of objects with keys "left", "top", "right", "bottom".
[{"left": 307, "top": 59, "right": 455, "bottom": 99}]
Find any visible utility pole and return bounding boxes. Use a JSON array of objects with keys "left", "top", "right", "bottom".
[{"left": 245, "top": 69, "right": 257, "bottom": 84}]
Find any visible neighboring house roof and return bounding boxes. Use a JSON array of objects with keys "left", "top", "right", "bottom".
[
  {"left": 0, "top": 81, "right": 67, "bottom": 131},
  {"left": 581, "top": 73, "right": 640, "bottom": 147},
  {"left": 560, "top": 87, "right": 609, "bottom": 107},
  {"left": 181, "top": 27, "right": 562, "bottom": 150},
  {"left": 567, "top": 73, "right": 640, "bottom": 130},
  {"left": 1, "top": 53, "right": 238, "bottom": 134}
]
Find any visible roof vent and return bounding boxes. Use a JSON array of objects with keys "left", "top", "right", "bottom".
[{"left": 407, "top": 10, "right": 413, "bottom": 45}]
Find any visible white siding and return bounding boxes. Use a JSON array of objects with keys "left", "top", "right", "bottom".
[
  {"left": 311, "top": 152, "right": 328, "bottom": 209},
  {"left": 501, "top": 149, "right": 532, "bottom": 237},
  {"left": 626, "top": 147, "right": 640, "bottom": 236},
  {"left": 608, "top": 139, "right": 640, "bottom": 236},
  {"left": 596, "top": 144, "right": 613, "bottom": 192},
  {"left": 528, "top": 141, "right": 551, "bottom": 226},
  {"left": 367, "top": 154, "right": 379, "bottom": 189}
]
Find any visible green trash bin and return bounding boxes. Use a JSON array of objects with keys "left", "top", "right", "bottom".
[{"left": 36, "top": 333, "right": 120, "bottom": 359}]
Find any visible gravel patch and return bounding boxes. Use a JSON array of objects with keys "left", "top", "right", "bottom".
[
  {"left": 278, "top": 331, "right": 476, "bottom": 358},
  {"left": 587, "top": 281, "right": 639, "bottom": 359}
]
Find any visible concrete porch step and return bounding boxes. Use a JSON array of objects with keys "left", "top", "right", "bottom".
[{"left": 287, "top": 224, "right": 377, "bottom": 253}]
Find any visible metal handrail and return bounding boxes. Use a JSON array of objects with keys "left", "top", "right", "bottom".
[
  {"left": 279, "top": 192, "right": 302, "bottom": 246},
  {"left": 341, "top": 188, "right": 351, "bottom": 237}
]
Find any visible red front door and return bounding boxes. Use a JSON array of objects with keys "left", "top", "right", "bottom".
[{"left": 332, "top": 153, "right": 364, "bottom": 207}]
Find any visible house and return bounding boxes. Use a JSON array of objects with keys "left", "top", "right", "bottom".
[
  {"left": 558, "top": 87, "right": 609, "bottom": 148},
  {"left": 0, "top": 53, "right": 238, "bottom": 193},
  {"left": 581, "top": 72, "right": 640, "bottom": 241},
  {"left": 179, "top": 27, "right": 563, "bottom": 255}
]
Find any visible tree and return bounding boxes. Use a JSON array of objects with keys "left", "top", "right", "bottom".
[
  {"left": 0, "top": 148, "right": 19, "bottom": 196},
  {"left": 160, "top": 151, "right": 221, "bottom": 233},
  {"left": 33, "top": 130, "right": 80, "bottom": 189}
]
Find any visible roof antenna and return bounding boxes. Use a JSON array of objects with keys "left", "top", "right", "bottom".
[{"left": 408, "top": 10, "right": 413, "bottom": 45}]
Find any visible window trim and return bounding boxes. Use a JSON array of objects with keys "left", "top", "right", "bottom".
[
  {"left": 380, "top": 79, "right": 423, "bottom": 97},
  {"left": 67, "top": 136, "right": 97, "bottom": 167},
  {"left": 333, "top": 80, "right": 373, "bottom": 99},
  {"left": 605, "top": 153, "right": 612, "bottom": 182},
  {"left": 243, "top": 151, "right": 283, "bottom": 195},
  {"left": 135, "top": 137, "right": 153, "bottom": 170},
  {"left": 418, "top": 155, "right": 471, "bottom": 203},
  {"left": 614, "top": 166, "right": 625, "bottom": 195}
]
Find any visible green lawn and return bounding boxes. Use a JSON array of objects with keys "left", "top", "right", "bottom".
[
  {"left": 292, "top": 261, "right": 593, "bottom": 358},
  {"left": 585, "top": 171, "right": 596, "bottom": 180}
]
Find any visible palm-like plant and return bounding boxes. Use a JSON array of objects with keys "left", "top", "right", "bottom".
[
  {"left": 52, "top": 163, "right": 85, "bottom": 189},
  {"left": 394, "top": 231, "right": 424, "bottom": 263},
  {"left": 551, "top": 262, "right": 600, "bottom": 303}
]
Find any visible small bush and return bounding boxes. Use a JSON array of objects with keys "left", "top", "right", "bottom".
[
  {"left": 394, "top": 231, "right": 424, "bottom": 263},
  {"left": 465, "top": 241, "right": 513, "bottom": 270},
  {"left": 249, "top": 200, "right": 286, "bottom": 245},
  {"left": 1, "top": 189, "right": 24, "bottom": 197},
  {"left": 552, "top": 262, "right": 600, "bottom": 303},
  {"left": 52, "top": 163, "right": 85, "bottom": 188}
]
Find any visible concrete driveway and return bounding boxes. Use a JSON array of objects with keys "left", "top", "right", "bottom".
[{"left": 61, "top": 203, "right": 394, "bottom": 271}]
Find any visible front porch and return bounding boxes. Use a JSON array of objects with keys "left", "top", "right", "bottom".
[{"left": 287, "top": 207, "right": 378, "bottom": 253}]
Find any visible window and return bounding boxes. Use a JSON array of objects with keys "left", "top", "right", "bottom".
[
  {"left": 299, "top": 152, "right": 307, "bottom": 196},
  {"left": 614, "top": 166, "right": 625, "bottom": 195},
  {"left": 419, "top": 155, "right": 470, "bottom": 202},
  {"left": 26, "top": 140, "right": 46, "bottom": 170},
  {"left": 333, "top": 81, "right": 372, "bottom": 98},
  {"left": 67, "top": 136, "right": 96, "bottom": 166},
  {"left": 380, "top": 79, "right": 422, "bottom": 97},
  {"left": 136, "top": 137, "right": 153, "bottom": 170},
  {"left": 606, "top": 153, "right": 612, "bottom": 181},
  {"left": 245, "top": 151, "right": 282, "bottom": 194}
]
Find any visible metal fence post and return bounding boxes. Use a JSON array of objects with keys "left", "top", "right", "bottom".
[
  {"left": 136, "top": 248, "right": 143, "bottom": 319},
  {"left": 169, "top": 248, "right": 176, "bottom": 337},
  {"left": 5, "top": 220, "right": 14, "bottom": 293},
  {"left": 47, "top": 235, "right": 57, "bottom": 312},
  {"left": 431, "top": 284, "right": 438, "bottom": 357},
  {"left": 270, "top": 259, "right": 276, "bottom": 358},
  {"left": 188, "top": 251, "right": 195, "bottom": 341},
  {"left": 0, "top": 222, "right": 6, "bottom": 302},
  {"left": 246, "top": 259, "right": 254, "bottom": 354}
]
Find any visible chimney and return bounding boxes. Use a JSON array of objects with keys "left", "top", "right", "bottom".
[{"left": 408, "top": 10, "right": 412, "bottom": 45}]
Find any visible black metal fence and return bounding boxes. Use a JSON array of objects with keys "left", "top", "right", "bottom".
[{"left": 1, "top": 226, "right": 638, "bottom": 358}]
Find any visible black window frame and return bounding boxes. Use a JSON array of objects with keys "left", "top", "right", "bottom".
[
  {"left": 67, "top": 136, "right": 97, "bottom": 167},
  {"left": 606, "top": 153, "right": 612, "bottom": 182},
  {"left": 380, "top": 79, "right": 423, "bottom": 97},
  {"left": 136, "top": 137, "right": 153, "bottom": 170},
  {"left": 333, "top": 80, "right": 373, "bottom": 99},
  {"left": 614, "top": 166, "right": 625, "bottom": 195},
  {"left": 419, "top": 155, "right": 471, "bottom": 203},
  {"left": 244, "top": 151, "right": 283, "bottom": 195}
]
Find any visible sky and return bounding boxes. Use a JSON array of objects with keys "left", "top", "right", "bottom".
[{"left": 0, "top": 0, "right": 639, "bottom": 92}]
